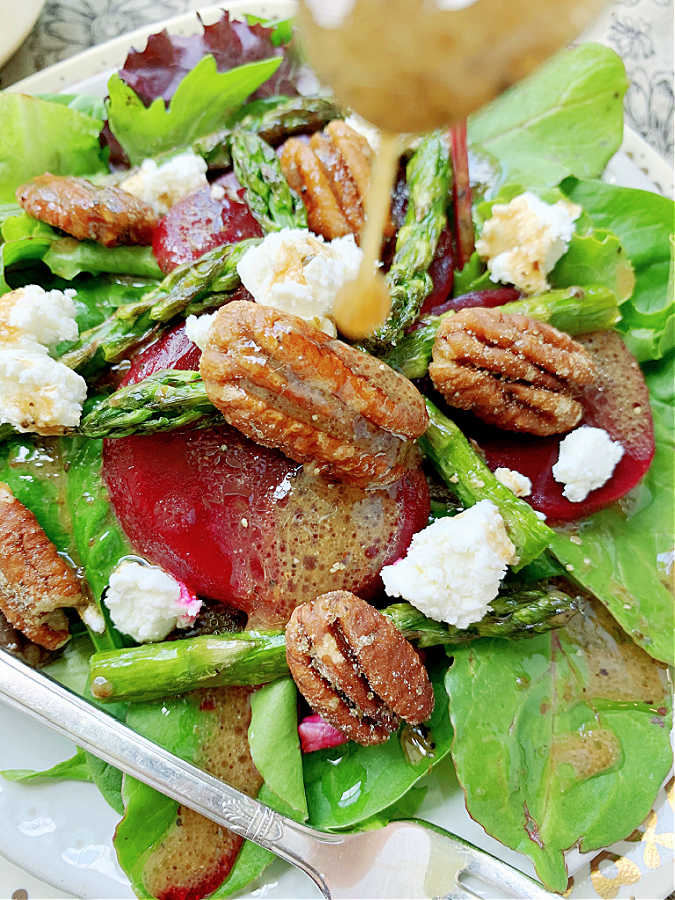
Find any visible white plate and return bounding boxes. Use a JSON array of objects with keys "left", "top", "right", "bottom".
[
  {"left": 1, "top": 5, "right": 673, "bottom": 898},
  {"left": 0, "top": 0, "right": 45, "bottom": 68}
]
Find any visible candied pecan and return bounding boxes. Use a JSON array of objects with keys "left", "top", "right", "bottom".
[
  {"left": 286, "top": 591, "right": 434, "bottom": 746},
  {"left": 17, "top": 174, "right": 159, "bottom": 247},
  {"left": 200, "top": 301, "right": 428, "bottom": 487},
  {"left": 280, "top": 120, "right": 392, "bottom": 242},
  {"left": 0, "top": 482, "right": 83, "bottom": 649},
  {"left": 429, "top": 308, "right": 595, "bottom": 435}
]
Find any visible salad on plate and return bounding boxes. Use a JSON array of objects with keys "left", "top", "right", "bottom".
[{"left": 0, "top": 10, "right": 673, "bottom": 899}]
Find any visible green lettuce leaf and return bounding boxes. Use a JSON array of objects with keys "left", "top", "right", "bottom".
[
  {"left": 446, "top": 602, "right": 673, "bottom": 892},
  {"left": 0, "top": 212, "right": 162, "bottom": 288},
  {"left": 43, "top": 238, "right": 162, "bottom": 281},
  {"left": 468, "top": 44, "right": 627, "bottom": 192},
  {"left": 303, "top": 659, "right": 452, "bottom": 829},
  {"left": 0, "top": 93, "right": 106, "bottom": 202},
  {"left": 549, "top": 352, "right": 675, "bottom": 666},
  {"left": 561, "top": 177, "right": 675, "bottom": 361},
  {"left": 1, "top": 748, "right": 92, "bottom": 784},
  {"left": 107, "top": 55, "right": 282, "bottom": 164},
  {"left": 36, "top": 93, "right": 107, "bottom": 120}
]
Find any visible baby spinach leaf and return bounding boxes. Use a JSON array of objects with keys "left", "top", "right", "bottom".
[
  {"left": 85, "top": 754, "right": 124, "bottom": 815},
  {"left": 107, "top": 55, "right": 282, "bottom": 164},
  {"left": 249, "top": 678, "right": 308, "bottom": 821},
  {"left": 1, "top": 748, "right": 92, "bottom": 784},
  {"left": 561, "top": 177, "right": 675, "bottom": 361},
  {"left": 59, "top": 436, "right": 134, "bottom": 651},
  {"left": 468, "top": 44, "right": 627, "bottom": 192},
  {"left": 549, "top": 352, "right": 675, "bottom": 666},
  {"left": 304, "top": 659, "right": 452, "bottom": 829},
  {"left": 0, "top": 437, "right": 72, "bottom": 552},
  {"left": 446, "top": 602, "right": 672, "bottom": 892},
  {"left": 116, "top": 683, "right": 307, "bottom": 899},
  {"left": 0, "top": 93, "right": 106, "bottom": 202}
]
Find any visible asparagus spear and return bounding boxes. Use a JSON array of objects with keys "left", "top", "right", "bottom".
[
  {"left": 230, "top": 129, "right": 307, "bottom": 232},
  {"left": 419, "top": 399, "right": 553, "bottom": 569},
  {"left": 80, "top": 370, "right": 221, "bottom": 438},
  {"left": 88, "top": 587, "right": 576, "bottom": 703},
  {"left": 59, "top": 238, "right": 259, "bottom": 376},
  {"left": 364, "top": 133, "right": 450, "bottom": 353},
  {"left": 193, "top": 96, "right": 344, "bottom": 169},
  {"left": 383, "top": 284, "right": 621, "bottom": 379}
]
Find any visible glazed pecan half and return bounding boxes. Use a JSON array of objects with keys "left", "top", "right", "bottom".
[
  {"left": 429, "top": 308, "right": 595, "bottom": 435},
  {"left": 286, "top": 591, "right": 434, "bottom": 745},
  {"left": 17, "top": 174, "right": 158, "bottom": 247},
  {"left": 280, "top": 121, "right": 392, "bottom": 242},
  {"left": 200, "top": 301, "right": 428, "bottom": 487},
  {"left": 0, "top": 482, "right": 83, "bottom": 649}
]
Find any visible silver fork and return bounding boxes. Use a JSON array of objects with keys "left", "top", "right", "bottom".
[{"left": 0, "top": 650, "right": 554, "bottom": 900}]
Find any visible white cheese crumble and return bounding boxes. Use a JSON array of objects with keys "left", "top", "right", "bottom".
[
  {"left": 494, "top": 466, "right": 532, "bottom": 498},
  {"left": 185, "top": 312, "right": 217, "bottom": 351},
  {"left": 552, "top": 425, "right": 624, "bottom": 503},
  {"left": 121, "top": 151, "right": 208, "bottom": 215},
  {"left": 0, "top": 286, "right": 87, "bottom": 433},
  {"left": 380, "top": 500, "right": 516, "bottom": 629},
  {"left": 236, "top": 229, "right": 363, "bottom": 336},
  {"left": 104, "top": 560, "right": 202, "bottom": 643},
  {"left": 476, "top": 192, "right": 581, "bottom": 295}
]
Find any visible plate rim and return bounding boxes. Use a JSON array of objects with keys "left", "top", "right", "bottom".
[{"left": 0, "top": 5, "right": 673, "bottom": 900}]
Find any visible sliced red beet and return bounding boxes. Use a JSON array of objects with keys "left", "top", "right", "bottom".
[
  {"left": 152, "top": 172, "right": 262, "bottom": 272},
  {"left": 298, "top": 714, "right": 348, "bottom": 753},
  {"left": 103, "top": 325, "right": 430, "bottom": 627},
  {"left": 419, "top": 227, "right": 455, "bottom": 316},
  {"left": 420, "top": 286, "right": 520, "bottom": 323},
  {"left": 473, "top": 331, "right": 655, "bottom": 522}
]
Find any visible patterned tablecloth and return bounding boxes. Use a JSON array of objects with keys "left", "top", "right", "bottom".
[{"left": 0, "top": 2, "right": 673, "bottom": 899}]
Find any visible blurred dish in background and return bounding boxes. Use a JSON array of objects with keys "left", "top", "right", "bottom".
[{"left": 0, "top": 0, "right": 45, "bottom": 67}]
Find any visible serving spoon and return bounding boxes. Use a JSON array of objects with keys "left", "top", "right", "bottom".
[{"left": 0, "top": 649, "right": 556, "bottom": 899}]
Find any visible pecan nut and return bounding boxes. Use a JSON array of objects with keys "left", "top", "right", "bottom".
[
  {"left": 0, "top": 482, "right": 83, "bottom": 649},
  {"left": 286, "top": 591, "right": 434, "bottom": 745},
  {"left": 17, "top": 174, "right": 159, "bottom": 247},
  {"left": 280, "top": 121, "right": 392, "bottom": 242},
  {"left": 200, "top": 301, "right": 428, "bottom": 487},
  {"left": 429, "top": 308, "right": 595, "bottom": 435}
]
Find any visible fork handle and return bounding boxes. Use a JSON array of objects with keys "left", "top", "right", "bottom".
[{"left": 0, "top": 650, "right": 339, "bottom": 897}]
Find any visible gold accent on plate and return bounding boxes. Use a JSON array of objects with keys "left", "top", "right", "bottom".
[{"left": 589, "top": 851, "right": 642, "bottom": 899}]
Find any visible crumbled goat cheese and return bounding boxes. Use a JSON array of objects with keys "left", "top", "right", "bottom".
[
  {"left": 552, "top": 425, "right": 624, "bottom": 503},
  {"left": 80, "top": 604, "right": 106, "bottom": 634},
  {"left": 185, "top": 312, "right": 217, "bottom": 351},
  {"left": 380, "top": 500, "right": 516, "bottom": 629},
  {"left": 476, "top": 192, "right": 581, "bottom": 294},
  {"left": 121, "top": 151, "right": 208, "bottom": 215},
  {"left": 0, "top": 286, "right": 87, "bottom": 433},
  {"left": 3, "top": 284, "right": 78, "bottom": 347},
  {"left": 494, "top": 466, "right": 532, "bottom": 497},
  {"left": 104, "top": 560, "right": 202, "bottom": 643},
  {"left": 236, "top": 229, "right": 363, "bottom": 335}
]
